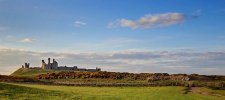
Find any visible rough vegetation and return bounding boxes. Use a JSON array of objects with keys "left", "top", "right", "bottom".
[
  {"left": 35, "top": 71, "right": 225, "bottom": 81},
  {"left": 0, "top": 75, "right": 40, "bottom": 83},
  {"left": 8, "top": 68, "right": 225, "bottom": 88},
  {"left": 34, "top": 71, "right": 225, "bottom": 88}
]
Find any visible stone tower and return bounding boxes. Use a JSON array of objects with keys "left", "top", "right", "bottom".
[
  {"left": 41, "top": 60, "right": 47, "bottom": 69},
  {"left": 47, "top": 58, "right": 51, "bottom": 69},
  {"left": 52, "top": 59, "right": 58, "bottom": 69},
  {"left": 24, "top": 63, "right": 29, "bottom": 68}
]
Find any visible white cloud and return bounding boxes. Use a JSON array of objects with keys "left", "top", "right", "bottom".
[
  {"left": 0, "top": 45, "right": 9, "bottom": 49},
  {"left": 18, "top": 38, "right": 35, "bottom": 43},
  {"left": 109, "top": 12, "right": 186, "bottom": 29},
  {"left": 74, "top": 21, "right": 86, "bottom": 27},
  {"left": 0, "top": 46, "right": 225, "bottom": 75}
]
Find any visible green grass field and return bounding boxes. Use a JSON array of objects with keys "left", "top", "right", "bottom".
[{"left": 0, "top": 83, "right": 225, "bottom": 100}]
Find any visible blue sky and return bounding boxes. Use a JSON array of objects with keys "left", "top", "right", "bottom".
[{"left": 0, "top": 0, "right": 225, "bottom": 75}]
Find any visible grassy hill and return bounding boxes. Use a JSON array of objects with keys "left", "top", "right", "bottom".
[{"left": 10, "top": 68, "right": 57, "bottom": 77}]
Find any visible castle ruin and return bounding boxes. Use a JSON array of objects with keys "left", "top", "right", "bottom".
[
  {"left": 41, "top": 58, "right": 58, "bottom": 70},
  {"left": 22, "top": 58, "right": 101, "bottom": 72},
  {"left": 22, "top": 63, "right": 30, "bottom": 68}
]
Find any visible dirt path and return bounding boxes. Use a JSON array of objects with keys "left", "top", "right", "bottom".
[{"left": 190, "top": 87, "right": 224, "bottom": 97}]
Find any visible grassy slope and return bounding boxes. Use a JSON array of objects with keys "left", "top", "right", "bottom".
[
  {"left": 0, "top": 83, "right": 69, "bottom": 100},
  {"left": 10, "top": 68, "right": 58, "bottom": 77},
  {"left": 1, "top": 83, "right": 225, "bottom": 100}
]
